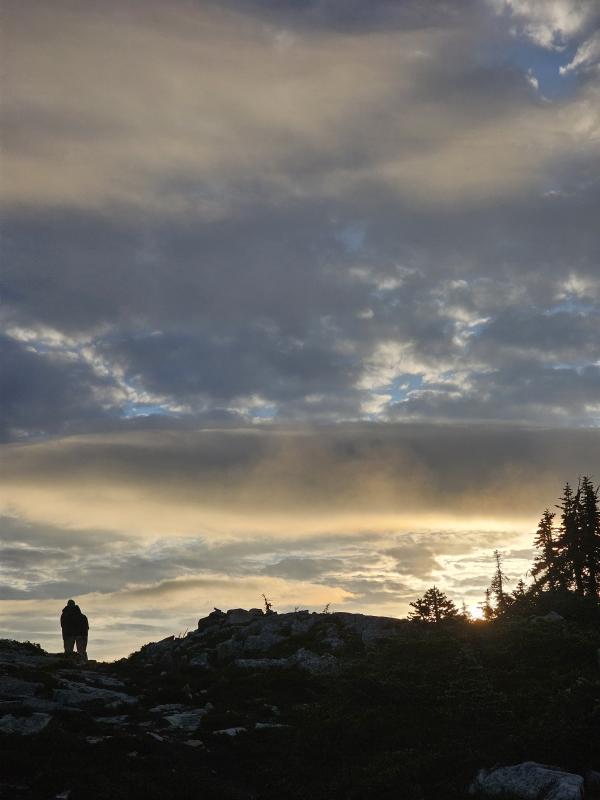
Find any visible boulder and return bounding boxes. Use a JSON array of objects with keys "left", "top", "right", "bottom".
[
  {"left": 292, "top": 648, "right": 338, "bottom": 674},
  {"left": 584, "top": 770, "right": 600, "bottom": 794},
  {"left": 188, "top": 652, "right": 211, "bottom": 669},
  {"left": 225, "top": 608, "right": 263, "bottom": 626},
  {"left": 530, "top": 611, "right": 566, "bottom": 624},
  {"left": 216, "top": 638, "right": 245, "bottom": 661},
  {"left": 470, "top": 762, "right": 584, "bottom": 799},
  {"left": 331, "top": 612, "right": 404, "bottom": 647},
  {"left": 242, "top": 631, "right": 285, "bottom": 654},
  {"left": 290, "top": 614, "right": 319, "bottom": 636},
  {"left": 196, "top": 608, "right": 226, "bottom": 633},
  {"left": 542, "top": 611, "right": 565, "bottom": 622},
  {"left": 0, "top": 712, "right": 52, "bottom": 735},
  {"left": 139, "top": 636, "right": 175, "bottom": 660}
]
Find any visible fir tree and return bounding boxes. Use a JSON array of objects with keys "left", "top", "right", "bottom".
[
  {"left": 531, "top": 509, "right": 559, "bottom": 590},
  {"left": 409, "top": 586, "right": 458, "bottom": 623},
  {"left": 490, "top": 550, "right": 510, "bottom": 614},
  {"left": 461, "top": 601, "right": 472, "bottom": 621},
  {"left": 556, "top": 481, "right": 584, "bottom": 595},
  {"left": 578, "top": 476, "right": 600, "bottom": 600},
  {"left": 480, "top": 588, "right": 494, "bottom": 621}
]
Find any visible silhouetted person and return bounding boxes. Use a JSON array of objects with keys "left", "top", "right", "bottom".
[{"left": 61, "top": 599, "right": 89, "bottom": 661}]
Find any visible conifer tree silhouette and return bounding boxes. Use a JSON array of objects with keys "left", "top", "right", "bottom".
[
  {"left": 556, "top": 481, "right": 584, "bottom": 596},
  {"left": 578, "top": 476, "right": 600, "bottom": 599},
  {"left": 409, "top": 586, "right": 458, "bottom": 623},
  {"left": 480, "top": 588, "right": 494, "bottom": 621},
  {"left": 531, "top": 509, "right": 559, "bottom": 590},
  {"left": 490, "top": 550, "right": 509, "bottom": 614}
]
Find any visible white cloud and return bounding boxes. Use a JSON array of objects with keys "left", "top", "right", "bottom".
[
  {"left": 560, "top": 31, "right": 600, "bottom": 73},
  {"left": 490, "top": 0, "right": 594, "bottom": 48}
]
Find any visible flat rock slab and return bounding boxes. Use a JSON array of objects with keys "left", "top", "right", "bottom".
[
  {"left": 79, "top": 672, "right": 126, "bottom": 689},
  {"left": 254, "top": 722, "right": 291, "bottom": 730},
  {"left": 164, "top": 705, "right": 213, "bottom": 732},
  {"left": 0, "top": 676, "right": 43, "bottom": 698},
  {"left": 235, "top": 657, "right": 289, "bottom": 670},
  {"left": 0, "top": 712, "right": 52, "bottom": 735},
  {"left": 470, "top": 762, "right": 584, "bottom": 800},
  {"left": 0, "top": 646, "right": 61, "bottom": 669},
  {"left": 53, "top": 680, "right": 137, "bottom": 707},
  {"left": 23, "top": 697, "right": 60, "bottom": 713},
  {"left": 94, "top": 715, "right": 129, "bottom": 725},
  {"left": 213, "top": 727, "right": 247, "bottom": 736},
  {"left": 149, "top": 703, "right": 187, "bottom": 714}
]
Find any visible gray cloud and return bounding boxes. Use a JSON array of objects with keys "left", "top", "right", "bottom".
[
  {"left": 2, "top": 0, "right": 600, "bottom": 656},
  {"left": 1, "top": 0, "right": 599, "bottom": 433},
  {"left": 2, "top": 426, "right": 599, "bottom": 530},
  {"left": 0, "top": 334, "right": 117, "bottom": 441}
]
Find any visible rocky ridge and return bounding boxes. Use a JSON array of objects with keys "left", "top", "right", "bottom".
[{"left": 1, "top": 608, "right": 599, "bottom": 799}]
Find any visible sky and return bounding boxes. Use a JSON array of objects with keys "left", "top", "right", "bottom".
[{"left": 1, "top": 0, "right": 600, "bottom": 659}]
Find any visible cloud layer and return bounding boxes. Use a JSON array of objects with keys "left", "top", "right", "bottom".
[
  {"left": 2, "top": 0, "right": 600, "bottom": 435},
  {"left": 1, "top": 425, "right": 598, "bottom": 657}
]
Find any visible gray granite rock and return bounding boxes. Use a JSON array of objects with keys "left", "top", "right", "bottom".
[
  {"left": 23, "top": 697, "right": 60, "bottom": 713},
  {"left": 94, "top": 715, "right": 129, "bottom": 725},
  {"left": 79, "top": 672, "right": 126, "bottom": 689},
  {"left": 164, "top": 704, "right": 213, "bottom": 732},
  {"left": 0, "top": 712, "right": 52, "bottom": 735},
  {"left": 0, "top": 676, "right": 43, "bottom": 698},
  {"left": 53, "top": 680, "right": 137, "bottom": 707},
  {"left": 213, "top": 726, "right": 247, "bottom": 736},
  {"left": 292, "top": 648, "right": 338, "bottom": 674},
  {"left": 188, "top": 652, "right": 211, "bottom": 669},
  {"left": 470, "top": 762, "right": 584, "bottom": 799},
  {"left": 225, "top": 608, "right": 264, "bottom": 625},
  {"left": 149, "top": 703, "right": 187, "bottom": 714},
  {"left": 235, "top": 657, "right": 289, "bottom": 669}
]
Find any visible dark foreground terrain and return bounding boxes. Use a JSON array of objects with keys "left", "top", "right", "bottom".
[{"left": 2, "top": 608, "right": 600, "bottom": 799}]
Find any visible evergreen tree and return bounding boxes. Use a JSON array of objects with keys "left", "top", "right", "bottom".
[
  {"left": 556, "top": 482, "right": 584, "bottom": 595},
  {"left": 531, "top": 509, "right": 559, "bottom": 589},
  {"left": 409, "top": 586, "right": 458, "bottom": 623},
  {"left": 461, "top": 601, "right": 472, "bottom": 621},
  {"left": 480, "top": 588, "right": 494, "bottom": 621},
  {"left": 578, "top": 476, "right": 600, "bottom": 600},
  {"left": 490, "top": 550, "right": 510, "bottom": 613}
]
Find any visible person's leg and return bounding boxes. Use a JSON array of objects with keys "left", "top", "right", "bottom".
[
  {"left": 75, "top": 635, "right": 88, "bottom": 661},
  {"left": 63, "top": 636, "right": 75, "bottom": 655}
]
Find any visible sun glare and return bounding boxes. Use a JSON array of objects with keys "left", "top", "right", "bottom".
[{"left": 469, "top": 604, "right": 484, "bottom": 621}]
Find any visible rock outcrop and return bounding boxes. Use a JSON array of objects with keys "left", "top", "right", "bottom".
[
  {"left": 2, "top": 611, "right": 598, "bottom": 800},
  {"left": 132, "top": 607, "right": 407, "bottom": 676},
  {"left": 470, "top": 762, "right": 584, "bottom": 799}
]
